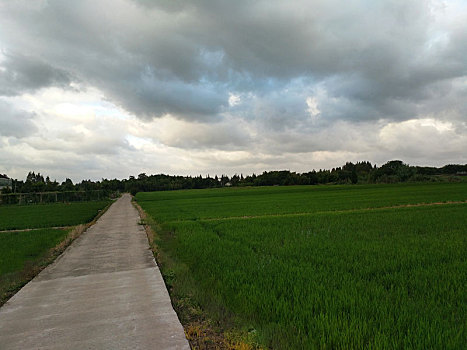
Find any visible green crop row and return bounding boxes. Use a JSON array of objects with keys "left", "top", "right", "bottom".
[
  {"left": 0, "top": 200, "right": 111, "bottom": 230},
  {"left": 136, "top": 182, "right": 467, "bottom": 222},
  {"left": 0, "top": 228, "right": 72, "bottom": 305},
  {"left": 0, "top": 228, "right": 71, "bottom": 275},
  {"left": 0, "top": 200, "right": 113, "bottom": 305},
  {"left": 137, "top": 183, "right": 467, "bottom": 349}
]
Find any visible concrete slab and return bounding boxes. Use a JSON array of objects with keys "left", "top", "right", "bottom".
[{"left": 0, "top": 194, "right": 189, "bottom": 350}]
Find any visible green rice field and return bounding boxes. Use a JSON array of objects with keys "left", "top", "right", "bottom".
[
  {"left": 0, "top": 200, "right": 111, "bottom": 305},
  {"left": 136, "top": 183, "right": 467, "bottom": 349},
  {"left": 0, "top": 229, "right": 71, "bottom": 276},
  {"left": 0, "top": 200, "right": 111, "bottom": 230}
]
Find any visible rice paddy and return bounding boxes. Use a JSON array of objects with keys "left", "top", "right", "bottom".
[
  {"left": 0, "top": 200, "right": 111, "bottom": 230},
  {"left": 0, "top": 200, "right": 111, "bottom": 305},
  {"left": 0, "top": 228, "right": 71, "bottom": 275},
  {"left": 136, "top": 183, "right": 467, "bottom": 349}
]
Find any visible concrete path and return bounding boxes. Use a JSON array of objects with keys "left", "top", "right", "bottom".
[{"left": 0, "top": 194, "right": 189, "bottom": 349}]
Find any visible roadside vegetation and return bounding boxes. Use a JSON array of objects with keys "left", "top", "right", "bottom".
[
  {"left": 136, "top": 183, "right": 467, "bottom": 349},
  {"left": 0, "top": 200, "right": 111, "bottom": 305}
]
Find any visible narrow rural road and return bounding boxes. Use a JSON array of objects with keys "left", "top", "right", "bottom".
[{"left": 0, "top": 194, "right": 189, "bottom": 349}]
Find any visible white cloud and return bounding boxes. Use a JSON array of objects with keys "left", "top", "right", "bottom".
[
  {"left": 306, "top": 97, "right": 320, "bottom": 118},
  {"left": 228, "top": 93, "right": 241, "bottom": 107}
]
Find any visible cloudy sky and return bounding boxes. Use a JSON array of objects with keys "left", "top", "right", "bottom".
[{"left": 0, "top": 0, "right": 466, "bottom": 182}]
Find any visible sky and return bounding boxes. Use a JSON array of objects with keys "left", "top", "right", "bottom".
[{"left": 0, "top": 0, "right": 466, "bottom": 182}]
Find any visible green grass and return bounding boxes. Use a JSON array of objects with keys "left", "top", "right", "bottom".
[
  {"left": 0, "top": 199, "right": 112, "bottom": 305},
  {"left": 0, "top": 228, "right": 71, "bottom": 275},
  {"left": 136, "top": 183, "right": 467, "bottom": 349},
  {"left": 0, "top": 200, "right": 111, "bottom": 230},
  {"left": 0, "top": 228, "right": 72, "bottom": 305},
  {"left": 136, "top": 182, "right": 467, "bottom": 222}
]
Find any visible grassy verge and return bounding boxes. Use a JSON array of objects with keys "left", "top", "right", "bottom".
[
  {"left": 0, "top": 201, "right": 113, "bottom": 306},
  {"left": 133, "top": 199, "right": 258, "bottom": 349}
]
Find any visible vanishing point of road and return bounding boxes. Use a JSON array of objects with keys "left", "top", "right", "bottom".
[{"left": 0, "top": 194, "right": 189, "bottom": 349}]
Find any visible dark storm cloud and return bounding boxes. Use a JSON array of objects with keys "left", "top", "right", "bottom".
[
  {"left": 0, "top": 0, "right": 465, "bottom": 125},
  {"left": 0, "top": 53, "right": 72, "bottom": 96},
  {"left": 115, "top": 70, "right": 229, "bottom": 120}
]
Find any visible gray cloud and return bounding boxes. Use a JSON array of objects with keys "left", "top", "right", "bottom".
[
  {"left": 0, "top": 0, "right": 466, "bottom": 180},
  {"left": 1, "top": 0, "right": 464, "bottom": 124},
  {"left": 0, "top": 100, "right": 38, "bottom": 138},
  {"left": 0, "top": 53, "right": 72, "bottom": 96}
]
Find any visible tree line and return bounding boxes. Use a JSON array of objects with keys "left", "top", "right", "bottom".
[{"left": 1, "top": 160, "right": 466, "bottom": 196}]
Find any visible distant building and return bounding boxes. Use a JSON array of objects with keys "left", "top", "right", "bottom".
[
  {"left": 0, "top": 174, "right": 12, "bottom": 190},
  {"left": 224, "top": 182, "right": 232, "bottom": 187}
]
